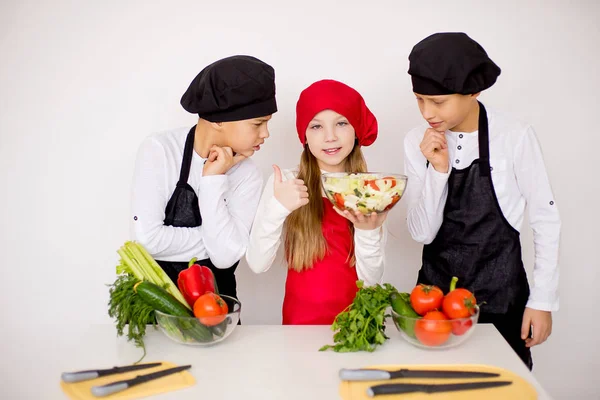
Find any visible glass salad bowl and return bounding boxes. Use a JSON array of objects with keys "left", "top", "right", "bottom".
[
  {"left": 391, "top": 305, "right": 480, "bottom": 349},
  {"left": 155, "top": 295, "right": 241, "bottom": 346},
  {"left": 321, "top": 172, "right": 408, "bottom": 214}
]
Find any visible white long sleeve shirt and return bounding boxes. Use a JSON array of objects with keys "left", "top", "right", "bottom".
[
  {"left": 245, "top": 168, "right": 387, "bottom": 286},
  {"left": 403, "top": 107, "right": 561, "bottom": 312},
  {"left": 130, "top": 126, "right": 263, "bottom": 269}
]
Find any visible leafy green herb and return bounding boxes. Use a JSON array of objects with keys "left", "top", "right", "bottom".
[
  {"left": 353, "top": 188, "right": 362, "bottom": 197},
  {"left": 319, "top": 281, "right": 398, "bottom": 352},
  {"left": 107, "top": 274, "right": 156, "bottom": 362}
]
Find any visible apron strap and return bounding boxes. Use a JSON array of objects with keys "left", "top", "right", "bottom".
[
  {"left": 177, "top": 125, "right": 197, "bottom": 186},
  {"left": 477, "top": 101, "right": 490, "bottom": 176}
]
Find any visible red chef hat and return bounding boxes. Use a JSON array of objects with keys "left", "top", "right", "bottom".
[{"left": 295, "top": 80, "right": 378, "bottom": 146}]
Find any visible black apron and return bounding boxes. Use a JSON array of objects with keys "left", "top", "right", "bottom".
[
  {"left": 156, "top": 126, "right": 239, "bottom": 301},
  {"left": 418, "top": 102, "right": 532, "bottom": 369}
]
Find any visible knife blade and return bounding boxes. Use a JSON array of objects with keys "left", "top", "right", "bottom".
[
  {"left": 90, "top": 365, "right": 191, "bottom": 397},
  {"left": 61, "top": 362, "right": 163, "bottom": 383},
  {"left": 339, "top": 368, "right": 500, "bottom": 381},
  {"left": 366, "top": 380, "right": 513, "bottom": 397}
]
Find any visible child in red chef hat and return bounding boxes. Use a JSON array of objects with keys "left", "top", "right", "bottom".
[{"left": 246, "top": 79, "right": 391, "bottom": 325}]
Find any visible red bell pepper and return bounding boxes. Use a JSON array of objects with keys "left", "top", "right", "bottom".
[{"left": 177, "top": 257, "right": 219, "bottom": 308}]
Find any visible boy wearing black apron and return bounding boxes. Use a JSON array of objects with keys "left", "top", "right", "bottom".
[
  {"left": 130, "top": 55, "right": 277, "bottom": 303},
  {"left": 403, "top": 33, "right": 561, "bottom": 370}
]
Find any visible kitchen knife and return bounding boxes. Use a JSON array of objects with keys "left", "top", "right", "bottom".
[
  {"left": 90, "top": 365, "right": 191, "bottom": 397},
  {"left": 61, "top": 362, "right": 163, "bottom": 383},
  {"left": 366, "top": 380, "right": 513, "bottom": 397},
  {"left": 339, "top": 368, "right": 500, "bottom": 381}
]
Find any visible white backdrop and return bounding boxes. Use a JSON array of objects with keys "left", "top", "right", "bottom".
[{"left": 1, "top": 0, "right": 599, "bottom": 398}]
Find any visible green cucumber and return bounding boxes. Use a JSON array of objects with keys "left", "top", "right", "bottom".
[
  {"left": 176, "top": 318, "right": 214, "bottom": 343},
  {"left": 390, "top": 292, "right": 420, "bottom": 339},
  {"left": 134, "top": 281, "right": 213, "bottom": 342},
  {"left": 134, "top": 281, "right": 193, "bottom": 317},
  {"left": 210, "top": 317, "right": 231, "bottom": 338}
]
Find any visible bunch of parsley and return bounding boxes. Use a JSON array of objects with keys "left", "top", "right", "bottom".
[{"left": 319, "top": 281, "right": 398, "bottom": 352}]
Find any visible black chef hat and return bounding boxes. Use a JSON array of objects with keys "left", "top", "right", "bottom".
[
  {"left": 181, "top": 55, "right": 277, "bottom": 122},
  {"left": 408, "top": 32, "right": 501, "bottom": 95}
]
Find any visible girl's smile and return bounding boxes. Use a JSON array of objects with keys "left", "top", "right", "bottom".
[{"left": 323, "top": 147, "right": 342, "bottom": 155}]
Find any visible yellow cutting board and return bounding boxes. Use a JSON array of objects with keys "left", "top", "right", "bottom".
[
  {"left": 60, "top": 361, "right": 195, "bottom": 400},
  {"left": 339, "top": 364, "right": 537, "bottom": 399}
]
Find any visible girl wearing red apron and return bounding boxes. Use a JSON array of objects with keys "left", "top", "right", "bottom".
[{"left": 246, "top": 80, "right": 388, "bottom": 324}]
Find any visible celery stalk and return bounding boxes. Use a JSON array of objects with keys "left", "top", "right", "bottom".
[
  {"left": 116, "top": 248, "right": 145, "bottom": 281},
  {"left": 117, "top": 241, "right": 191, "bottom": 310},
  {"left": 116, "top": 260, "right": 128, "bottom": 275},
  {"left": 133, "top": 242, "right": 191, "bottom": 309},
  {"left": 125, "top": 244, "right": 163, "bottom": 284}
]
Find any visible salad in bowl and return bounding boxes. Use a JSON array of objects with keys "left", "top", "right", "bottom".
[{"left": 321, "top": 172, "right": 408, "bottom": 214}]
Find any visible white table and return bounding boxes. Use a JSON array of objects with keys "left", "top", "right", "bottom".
[{"left": 4, "top": 323, "right": 552, "bottom": 399}]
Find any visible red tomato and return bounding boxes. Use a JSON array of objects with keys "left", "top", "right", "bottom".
[
  {"left": 365, "top": 180, "right": 379, "bottom": 190},
  {"left": 193, "top": 292, "right": 229, "bottom": 326},
  {"left": 443, "top": 288, "right": 477, "bottom": 319},
  {"left": 382, "top": 176, "right": 397, "bottom": 188},
  {"left": 384, "top": 195, "right": 400, "bottom": 211},
  {"left": 451, "top": 319, "right": 473, "bottom": 336},
  {"left": 415, "top": 311, "right": 452, "bottom": 346},
  {"left": 333, "top": 193, "right": 345, "bottom": 209},
  {"left": 410, "top": 284, "right": 444, "bottom": 316},
  {"left": 368, "top": 177, "right": 397, "bottom": 192},
  {"left": 442, "top": 277, "right": 477, "bottom": 319}
]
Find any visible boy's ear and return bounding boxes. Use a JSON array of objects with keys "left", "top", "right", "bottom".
[{"left": 471, "top": 92, "right": 481, "bottom": 99}]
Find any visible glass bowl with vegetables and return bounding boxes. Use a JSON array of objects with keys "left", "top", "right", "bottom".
[
  {"left": 390, "top": 278, "right": 479, "bottom": 349},
  {"left": 149, "top": 258, "right": 242, "bottom": 346},
  {"left": 154, "top": 293, "right": 241, "bottom": 346},
  {"left": 321, "top": 172, "right": 407, "bottom": 215}
]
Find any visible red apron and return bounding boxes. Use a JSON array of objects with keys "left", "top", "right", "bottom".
[{"left": 282, "top": 198, "right": 359, "bottom": 325}]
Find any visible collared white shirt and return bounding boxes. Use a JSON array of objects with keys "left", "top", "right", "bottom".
[
  {"left": 403, "top": 107, "right": 561, "bottom": 311},
  {"left": 130, "top": 126, "right": 263, "bottom": 269}
]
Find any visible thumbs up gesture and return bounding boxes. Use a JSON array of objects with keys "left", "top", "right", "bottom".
[{"left": 272, "top": 165, "right": 309, "bottom": 212}]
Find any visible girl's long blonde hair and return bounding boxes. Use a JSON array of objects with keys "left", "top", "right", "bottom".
[{"left": 283, "top": 142, "right": 368, "bottom": 272}]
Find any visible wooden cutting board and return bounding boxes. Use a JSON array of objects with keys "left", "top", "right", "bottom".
[
  {"left": 60, "top": 361, "right": 195, "bottom": 400},
  {"left": 339, "top": 364, "right": 537, "bottom": 399}
]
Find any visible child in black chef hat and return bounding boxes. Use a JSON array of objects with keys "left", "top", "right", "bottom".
[
  {"left": 130, "top": 55, "right": 277, "bottom": 304},
  {"left": 402, "top": 32, "right": 560, "bottom": 370}
]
